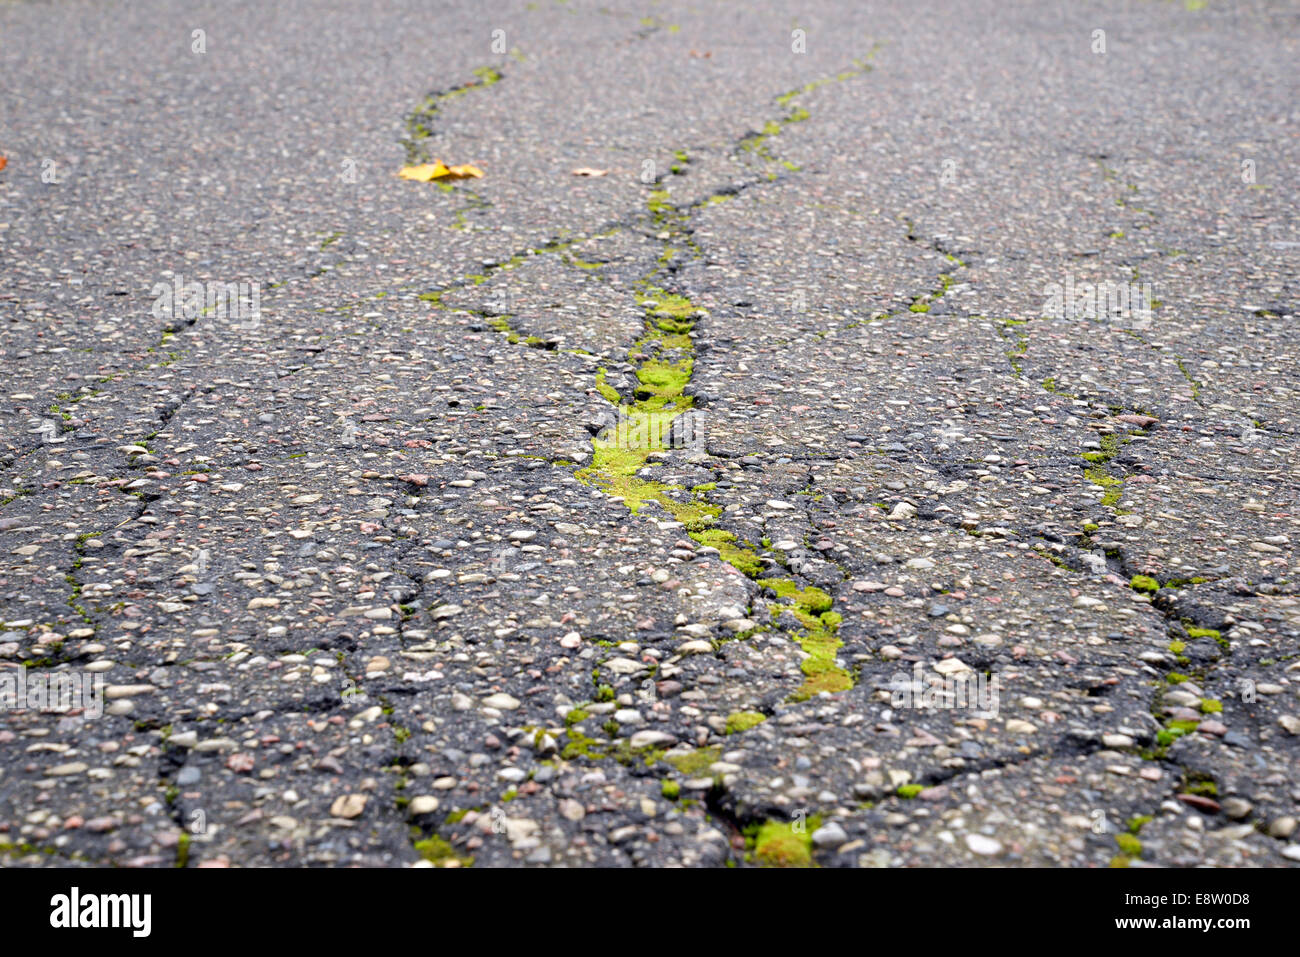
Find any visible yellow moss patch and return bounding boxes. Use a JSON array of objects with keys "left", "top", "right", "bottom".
[{"left": 753, "top": 819, "right": 816, "bottom": 867}]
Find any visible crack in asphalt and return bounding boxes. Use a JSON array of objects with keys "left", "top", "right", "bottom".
[{"left": 383, "top": 49, "right": 895, "bottom": 862}]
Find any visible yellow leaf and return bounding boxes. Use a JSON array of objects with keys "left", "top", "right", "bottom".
[
  {"left": 398, "top": 160, "right": 483, "bottom": 182},
  {"left": 398, "top": 161, "right": 450, "bottom": 181}
]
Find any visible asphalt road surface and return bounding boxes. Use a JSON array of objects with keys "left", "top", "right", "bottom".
[{"left": 1, "top": 0, "right": 1298, "bottom": 868}]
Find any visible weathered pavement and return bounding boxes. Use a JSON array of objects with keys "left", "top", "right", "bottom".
[{"left": 1, "top": 0, "right": 1298, "bottom": 868}]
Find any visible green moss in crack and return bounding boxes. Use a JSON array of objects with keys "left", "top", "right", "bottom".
[
  {"left": 646, "top": 189, "right": 673, "bottom": 215},
  {"left": 690, "top": 529, "right": 764, "bottom": 576},
  {"left": 635, "top": 359, "right": 693, "bottom": 403},
  {"left": 636, "top": 286, "right": 696, "bottom": 320},
  {"left": 0, "top": 842, "right": 57, "bottom": 860},
  {"left": 665, "top": 746, "right": 720, "bottom": 776},
  {"left": 759, "top": 578, "right": 831, "bottom": 614},
  {"left": 725, "top": 711, "right": 766, "bottom": 735},
  {"left": 414, "top": 835, "right": 473, "bottom": 867},
  {"left": 560, "top": 729, "right": 605, "bottom": 761},
  {"left": 757, "top": 579, "right": 849, "bottom": 699},
  {"left": 1114, "top": 833, "right": 1142, "bottom": 857},
  {"left": 751, "top": 818, "right": 817, "bottom": 868},
  {"left": 1130, "top": 574, "right": 1160, "bottom": 594},
  {"left": 790, "top": 609, "right": 847, "bottom": 699}
]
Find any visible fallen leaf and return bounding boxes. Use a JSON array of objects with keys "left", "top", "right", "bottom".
[
  {"left": 398, "top": 159, "right": 483, "bottom": 181},
  {"left": 572, "top": 167, "right": 607, "bottom": 177},
  {"left": 0, "top": 156, "right": 7, "bottom": 171},
  {"left": 690, "top": 49, "right": 712, "bottom": 58},
  {"left": 398, "top": 161, "right": 450, "bottom": 181}
]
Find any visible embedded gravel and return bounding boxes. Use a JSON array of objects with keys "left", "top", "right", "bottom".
[{"left": 1, "top": 0, "right": 1298, "bottom": 868}]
